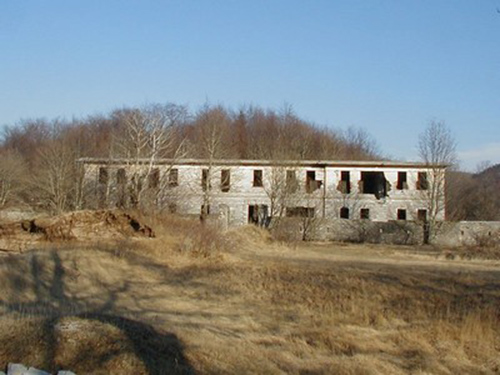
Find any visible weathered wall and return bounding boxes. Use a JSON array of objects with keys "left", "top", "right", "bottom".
[{"left": 272, "top": 218, "right": 500, "bottom": 247}]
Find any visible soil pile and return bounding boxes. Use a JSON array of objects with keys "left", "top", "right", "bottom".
[{"left": 0, "top": 210, "right": 154, "bottom": 252}]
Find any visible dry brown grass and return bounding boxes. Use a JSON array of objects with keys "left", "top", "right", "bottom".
[{"left": 0, "top": 214, "right": 499, "bottom": 374}]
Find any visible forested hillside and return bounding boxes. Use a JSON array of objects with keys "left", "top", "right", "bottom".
[{"left": 0, "top": 103, "right": 379, "bottom": 212}]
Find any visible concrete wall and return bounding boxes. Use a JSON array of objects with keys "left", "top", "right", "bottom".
[{"left": 272, "top": 217, "right": 500, "bottom": 247}]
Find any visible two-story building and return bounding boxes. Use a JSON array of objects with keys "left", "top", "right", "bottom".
[{"left": 80, "top": 158, "right": 445, "bottom": 227}]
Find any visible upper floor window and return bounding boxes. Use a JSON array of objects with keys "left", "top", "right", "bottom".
[
  {"left": 338, "top": 171, "right": 351, "bottom": 194},
  {"left": 397, "top": 209, "right": 407, "bottom": 220},
  {"left": 360, "top": 208, "right": 370, "bottom": 220},
  {"left": 99, "top": 167, "right": 108, "bottom": 184},
  {"left": 201, "top": 169, "right": 210, "bottom": 191},
  {"left": 286, "top": 170, "right": 298, "bottom": 193},
  {"left": 253, "top": 170, "right": 263, "bottom": 187},
  {"left": 168, "top": 168, "right": 179, "bottom": 187},
  {"left": 221, "top": 169, "right": 230, "bottom": 192},
  {"left": 148, "top": 168, "right": 160, "bottom": 188},
  {"left": 306, "top": 170, "right": 322, "bottom": 193},
  {"left": 116, "top": 168, "right": 127, "bottom": 185},
  {"left": 397, "top": 172, "right": 408, "bottom": 190},
  {"left": 417, "top": 172, "right": 428, "bottom": 190}
]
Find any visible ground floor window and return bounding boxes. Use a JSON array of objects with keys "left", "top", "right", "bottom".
[
  {"left": 340, "top": 207, "right": 349, "bottom": 219},
  {"left": 248, "top": 204, "right": 269, "bottom": 226},
  {"left": 286, "top": 207, "right": 315, "bottom": 218}
]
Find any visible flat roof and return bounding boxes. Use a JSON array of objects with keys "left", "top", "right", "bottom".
[{"left": 78, "top": 157, "right": 446, "bottom": 169}]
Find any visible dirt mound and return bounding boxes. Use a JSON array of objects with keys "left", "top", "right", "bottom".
[
  {"left": 0, "top": 210, "right": 154, "bottom": 251},
  {"left": 0, "top": 314, "right": 192, "bottom": 375}
]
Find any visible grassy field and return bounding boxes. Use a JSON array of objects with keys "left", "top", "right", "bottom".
[{"left": 0, "top": 215, "right": 499, "bottom": 374}]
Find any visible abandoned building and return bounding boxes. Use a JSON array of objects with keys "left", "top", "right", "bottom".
[{"left": 80, "top": 158, "right": 446, "bottom": 228}]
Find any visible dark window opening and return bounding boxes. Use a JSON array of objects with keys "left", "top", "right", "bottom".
[
  {"left": 99, "top": 167, "right": 109, "bottom": 184},
  {"left": 221, "top": 169, "right": 230, "bottom": 192},
  {"left": 286, "top": 170, "right": 298, "bottom": 193},
  {"left": 397, "top": 172, "right": 408, "bottom": 190},
  {"left": 340, "top": 207, "right": 349, "bottom": 219},
  {"left": 397, "top": 209, "right": 407, "bottom": 220},
  {"left": 168, "top": 168, "right": 178, "bottom": 187},
  {"left": 201, "top": 204, "right": 210, "bottom": 215},
  {"left": 417, "top": 172, "right": 428, "bottom": 190},
  {"left": 148, "top": 168, "right": 160, "bottom": 188},
  {"left": 168, "top": 203, "right": 177, "bottom": 214},
  {"left": 338, "top": 171, "right": 351, "bottom": 194},
  {"left": 360, "top": 171, "right": 388, "bottom": 199},
  {"left": 116, "top": 168, "right": 126, "bottom": 185},
  {"left": 201, "top": 169, "right": 210, "bottom": 191},
  {"left": 360, "top": 208, "right": 370, "bottom": 220},
  {"left": 253, "top": 170, "right": 263, "bottom": 187},
  {"left": 417, "top": 209, "right": 427, "bottom": 222},
  {"left": 306, "top": 170, "right": 322, "bottom": 193},
  {"left": 248, "top": 204, "right": 269, "bottom": 226},
  {"left": 286, "top": 207, "right": 315, "bottom": 218}
]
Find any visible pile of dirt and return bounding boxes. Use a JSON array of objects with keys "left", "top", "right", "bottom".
[{"left": 0, "top": 210, "right": 154, "bottom": 251}]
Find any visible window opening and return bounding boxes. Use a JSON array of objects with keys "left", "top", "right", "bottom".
[
  {"left": 148, "top": 168, "right": 160, "bottom": 188},
  {"left": 286, "top": 207, "right": 315, "bottom": 218},
  {"left": 397, "top": 172, "right": 408, "bottom": 190},
  {"left": 340, "top": 207, "right": 349, "bottom": 219},
  {"left": 221, "top": 169, "right": 230, "bottom": 192},
  {"left": 417, "top": 172, "right": 428, "bottom": 190},
  {"left": 116, "top": 168, "right": 126, "bottom": 185},
  {"left": 99, "top": 167, "right": 109, "bottom": 184},
  {"left": 253, "top": 170, "right": 263, "bottom": 187},
  {"left": 338, "top": 171, "right": 351, "bottom": 194},
  {"left": 168, "top": 168, "right": 178, "bottom": 187},
  {"left": 360, "top": 171, "right": 388, "bottom": 199}
]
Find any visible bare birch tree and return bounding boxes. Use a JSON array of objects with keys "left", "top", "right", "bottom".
[
  {"left": 114, "top": 104, "right": 187, "bottom": 210},
  {"left": 417, "top": 120, "right": 456, "bottom": 243},
  {"left": 193, "top": 106, "right": 231, "bottom": 222}
]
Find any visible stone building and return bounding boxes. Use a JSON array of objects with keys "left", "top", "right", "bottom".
[{"left": 79, "top": 158, "right": 445, "bottom": 228}]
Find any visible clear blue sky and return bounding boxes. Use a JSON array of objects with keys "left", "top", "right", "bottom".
[{"left": 1, "top": 1, "right": 499, "bottom": 170}]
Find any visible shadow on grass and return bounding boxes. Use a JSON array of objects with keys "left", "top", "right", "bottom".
[{"left": 0, "top": 249, "right": 196, "bottom": 375}]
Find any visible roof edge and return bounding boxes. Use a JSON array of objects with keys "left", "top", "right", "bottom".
[{"left": 77, "top": 158, "right": 448, "bottom": 169}]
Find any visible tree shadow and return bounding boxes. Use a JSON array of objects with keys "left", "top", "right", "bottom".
[{"left": 0, "top": 249, "right": 196, "bottom": 375}]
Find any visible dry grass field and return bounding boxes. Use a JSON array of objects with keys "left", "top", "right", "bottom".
[{"left": 0, "top": 212, "right": 499, "bottom": 374}]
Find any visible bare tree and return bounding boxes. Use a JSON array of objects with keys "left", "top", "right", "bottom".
[
  {"left": 0, "top": 149, "right": 27, "bottom": 208},
  {"left": 417, "top": 120, "right": 456, "bottom": 243},
  {"left": 34, "top": 140, "right": 77, "bottom": 213},
  {"left": 192, "top": 105, "right": 231, "bottom": 222},
  {"left": 263, "top": 165, "right": 301, "bottom": 224},
  {"left": 114, "top": 104, "right": 187, "bottom": 210}
]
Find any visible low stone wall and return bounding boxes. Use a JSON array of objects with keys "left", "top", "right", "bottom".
[
  {"left": 270, "top": 218, "right": 500, "bottom": 247},
  {"left": 434, "top": 221, "right": 500, "bottom": 247}
]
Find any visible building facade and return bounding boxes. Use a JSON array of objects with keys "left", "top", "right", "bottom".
[{"left": 80, "top": 158, "right": 446, "bottom": 227}]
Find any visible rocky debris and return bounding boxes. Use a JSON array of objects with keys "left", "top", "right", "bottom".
[
  {"left": 4, "top": 364, "right": 74, "bottom": 375},
  {"left": 0, "top": 210, "right": 155, "bottom": 251}
]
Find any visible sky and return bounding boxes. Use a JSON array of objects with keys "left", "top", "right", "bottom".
[{"left": 0, "top": 1, "right": 499, "bottom": 170}]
